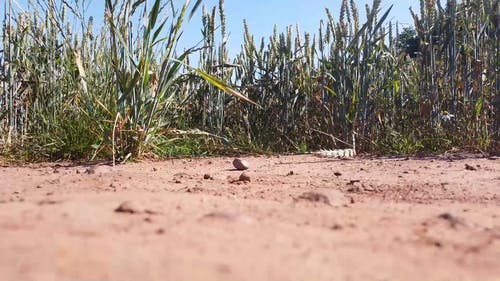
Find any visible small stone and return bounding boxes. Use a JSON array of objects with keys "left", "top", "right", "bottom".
[
  {"left": 85, "top": 168, "right": 95, "bottom": 174},
  {"left": 114, "top": 201, "right": 143, "bottom": 214},
  {"left": 296, "top": 192, "right": 331, "bottom": 205},
  {"left": 232, "top": 158, "right": 249, "bottom": 170},
  {"left": 37, "top": 199, "right": 60, "bottom": 205},
  {"left": 347, "top": 186, "right": 362, "bottom": 193},
  {"left": 334, "top": 172, "right": 342, "bottom": 177},
  {"left": 239, "top": 172, "right": 251, "bottom": 182},
  {"left": 203, "top": 174, "right": 213, "bottom": 180},
  {"left": 201, "top": 212, "right": 253, "bottom": 224},
  {"left": 465, "top": 164, "right": 477, "bottom": 171},
  {"left": 437, "top": 212, "right": 463, "bottom": 228},
  {"left": 433, "top": 241, "right": 443, "bottom": 247},
  {"left": 347, "top": 179, "right": 361, "bottom": 185},
  {"left": 331, "top": 224, "right": 343, "bottom": 230}
]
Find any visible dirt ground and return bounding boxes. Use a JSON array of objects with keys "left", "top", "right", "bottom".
[{"left": 0, "top": 154, "right": 499, "bottom": 281}]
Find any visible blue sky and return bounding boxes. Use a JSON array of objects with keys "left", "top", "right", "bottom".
[
  {"left": 182, "top": 0, "right": 420, "bottom": 52},
  {"left": 3, "top": 0, "right": 420, "bottom": 54}
]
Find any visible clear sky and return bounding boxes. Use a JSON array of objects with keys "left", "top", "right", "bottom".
[
  {"left": 3, "top": 0, "right": 420, "bottom": 54},
  {"left": 182, "top": 0, "right": 419, "bottom": 53}
]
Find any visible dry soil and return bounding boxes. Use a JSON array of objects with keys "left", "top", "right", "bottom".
[{"left": 1, "top": 154, "right": 499, "bottom": 281}]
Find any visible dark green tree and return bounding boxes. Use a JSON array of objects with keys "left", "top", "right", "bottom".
[{"left": 396, "top": 27, "right": 420, "bottom": 58}]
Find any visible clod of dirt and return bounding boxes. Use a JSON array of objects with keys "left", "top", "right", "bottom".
[
  {"left": 185, "top": 187, "right": 205, "bottom": 193},
  {"left": 433, "top": 241, "right": 443, "bottom": 247},
  {"left": 287, "top": 170, "right": 294, "bottom": 176},
  {"left": 114, "top": 201, "right": 143, "bottom": 214},
  {"left": 239, "top": 172, "right": 251, "bottom": 182},
  {"left": 228, "top": 172, "right": 251, "bottom": 184},
  {"left": 295, "top": 192, "right": 331, "bottom": 205},
  {"left": 216, "top": 264, "right": 232, "bottom": 274},
  {"left": 233, "top": 158, "right": 249, "bottom": 170},
  {"left": 438, "top": 212, "right": 464, "bottom": 228},
  {"left": 203, "top": 174, "right": 213, "bottom": 180},
  {"left": 200, "top": 212, "right": 253, "bottom": 224},
  {"left": 84, "top": 168, "right": 96, "bottom": 174},
  {"left": 464, "top": 164, "right": 477, "bottom": 171},
  {"left": 331, "top": 224, "right": 343, "bottom": 230},
  {"left": 347, "top": 186, "right": 362, "bottom": 193},
  {"left": 37, "top": 199, "right": 61, "bottom": 206},
  {"left": 173, "top": 173, "right": 193, "bottom": 183},
  {"left": 347, "top": 179, "right": 361, "bottom": 185}
]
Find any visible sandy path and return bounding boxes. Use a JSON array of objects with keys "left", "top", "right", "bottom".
[{"left": 1, "top": 155, "right": 499, "bottom": 281}]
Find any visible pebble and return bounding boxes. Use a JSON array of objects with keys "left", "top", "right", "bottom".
[
  {"left": 239, "top": 172, "right": 251, "bottom": 182},
  {"left": 233, "top": 158, "right": 249, "bottom": 170},
  {"left": 114, "top": 201, "right": 143, "bottom": 214}
]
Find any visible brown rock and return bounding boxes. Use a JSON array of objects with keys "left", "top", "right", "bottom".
[
  {"left": 114, "top": 201, "right": 143, "bottom": 214},
  {"left": 233, "top": 158, "right": 249, "bottom": 170},
  {"left": 239, "top": 172, "right": 251, "bottom": 182}
]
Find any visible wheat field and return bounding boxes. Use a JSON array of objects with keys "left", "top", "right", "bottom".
[{"left": 1, "top": 0, "right": 498, "bottom": 161}]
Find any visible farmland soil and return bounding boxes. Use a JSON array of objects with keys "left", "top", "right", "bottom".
[{"left": 1, "top": 154, "right": 499, "bottom": 281}]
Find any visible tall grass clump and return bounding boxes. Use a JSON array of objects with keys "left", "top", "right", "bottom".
[
  {"left": 1, "top": 0, "right": 257, "bottom": 161},
  {"left": 408, "top": 0, "right": 499, "bottom": 151},
  {"left": 1, "top": 0, "right": 104, "bottom": 160},
  {"left": 103, "top": 0, "right": 206, "bottom": 161}
]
